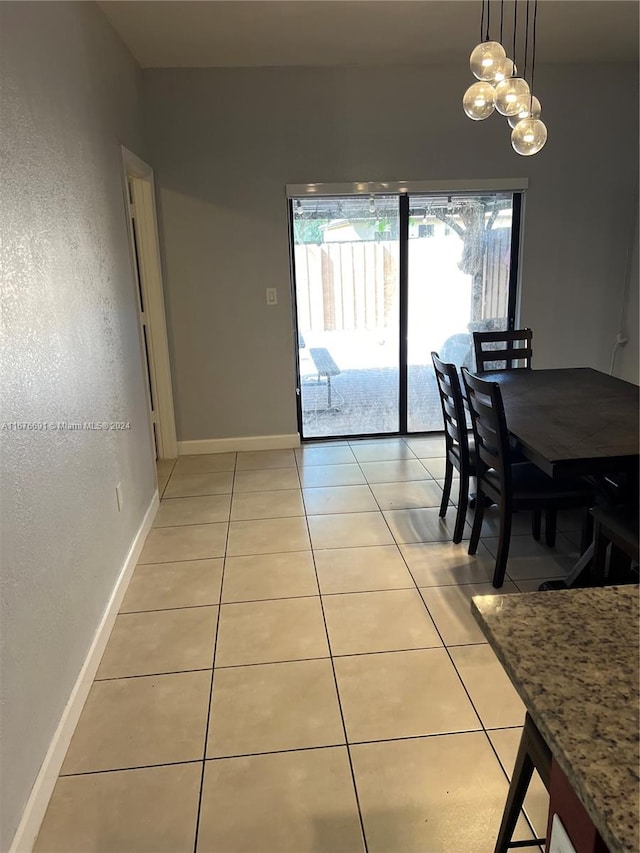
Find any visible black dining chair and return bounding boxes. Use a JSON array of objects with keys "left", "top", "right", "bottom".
[
  {"left": 590, "top": 504, "right": 639, "bottom": 584},
  {"left": 473, "top": 328, "right": 533, "bottom": 373},
  {"left": 461, "top": 368, "right": 595, "bottom": 588},
  {"left": 431, "top": 352, "right": 475, "bottom": 544}
]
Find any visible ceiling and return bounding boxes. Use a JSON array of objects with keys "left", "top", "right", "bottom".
[{"left": 99, "top": 0, "right": 639, "bottom": 69}]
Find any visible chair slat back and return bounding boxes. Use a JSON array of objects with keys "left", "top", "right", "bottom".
[
  {"left": 462, "top": 368, "right": 511, "bottom": 497},
  {"left": 431, "top": 352, "right": 469, "bottom": 460},
  {"left": 473, "top": 328, "right": 533, "bottom": 372}
]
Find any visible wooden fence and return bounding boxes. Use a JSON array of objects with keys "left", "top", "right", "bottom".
[
  {"left": 294, "top": 230, "right": 510, "bottom": 333},
  {"left": 480, "top": 227, "right": 511, "bottom": 321},
  {"left": 294, "top": 242, "right": 398, "bottom": 332}
]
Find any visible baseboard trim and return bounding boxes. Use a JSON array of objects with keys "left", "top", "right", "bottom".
[
  {"left": 9, "top": 490, "right": 160, "bottom": 853},
  {"left": 178, "top": 433, "right": 300, "bottom": 455}
]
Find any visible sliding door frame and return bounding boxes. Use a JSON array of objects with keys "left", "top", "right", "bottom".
[
  {"left": 506, "top": 192, "right": 523, "bottom": 329},
  {"left": 287, "top": 178, "right": 528, "bottom": 198},
  {"left": 287, "top": 199, "right": 305, "bottom": 444},
  {"left": 287, "top": 179, "right": 528, "bottom": 442},
  {"left": 398, "top": 194, "right": 410, "bottom": 436}
]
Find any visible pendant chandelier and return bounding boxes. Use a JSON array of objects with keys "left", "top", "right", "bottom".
[{"left": 463, "top": 0, "right": 547, "bottom": 156}]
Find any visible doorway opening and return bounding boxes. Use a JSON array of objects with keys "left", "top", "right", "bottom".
[
  {"left": 122, "top": 147, "right": 177, "bottom": 460},
  {"left": 289, "top": 186, "right": 523, "bottom": 440}
]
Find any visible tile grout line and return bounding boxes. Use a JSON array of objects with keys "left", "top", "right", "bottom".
[
  {"left": 296, "top": 451, "right": 371, "bottom": 853},
  {"left": 135, "top": 554, "right": 226, "bottom": 566},
  {"left": 191, "top": 450, "right": 237, "bottom": 853},
  {"left": 120, "top": 602, "right": 221, "bottom": 616},
  {"left": 60, "top": 724, "right": 528, "bottom": 779},
  {"left": 201, "top": 726, "right": 503, "bottom": 761},
  {"left": 160, "top": 490, "right": 234, "bottom": 499},
  {"left": 156, "top": 457, "right": 176, "bottom": 499},
  {"left": 155, "top": 511, "right": 308, "bottom": 529},
  {"left": 93, "top": 641, "right": 494, "bottom": 682},
  {"left": 59, "top": 758, "right": 204, "bottom": 779}
]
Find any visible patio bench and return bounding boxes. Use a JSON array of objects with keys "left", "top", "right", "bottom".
[{"left": 308, "top": 347, "right": 341, "bottom": 408}]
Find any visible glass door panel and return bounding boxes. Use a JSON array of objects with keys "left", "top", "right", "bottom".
[
  {"left": 293, "top": 195, "right": 400, "bottom": 438},
  {"left": 406, "top": 192, "right": 516, "bottom": 432}
]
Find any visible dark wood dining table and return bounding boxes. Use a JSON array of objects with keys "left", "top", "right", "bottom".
[
  {"left": 480, "top": 367, "right": 639, "bottom": 587},
  {"left": 480, "top": 367, "right": 639, "bottom": 480}
]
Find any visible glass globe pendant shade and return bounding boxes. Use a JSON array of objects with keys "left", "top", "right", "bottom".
[
  {"left": 507, "top": 96, "right": 542, "bottom": 129},
  {"left": 462, "top": 81, "right": 497, "bottom": 120},
  {"left": 511, "top": 118, "right": 548, "bottom": 156},
  {"left": 495, "top": 77, "right": 531, "bottom": 116},
  {"left": 469, "top": 41, "right": 507, "bottom": 81},
  {"left": 493, "top": 58, "right": 516, "bottom": 84}
]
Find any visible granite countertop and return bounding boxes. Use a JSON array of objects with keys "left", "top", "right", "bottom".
[{"left": 472, "top": 585, "right": 639, "bottom": 853}]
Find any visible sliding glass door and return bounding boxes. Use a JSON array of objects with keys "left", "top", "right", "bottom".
[
  {"left": 407, "top": 192, "right": 518, "bottom": 432},
  {"left": 290, "top": 189, "right": 520, "bottom": 440},
  {"left": 292, "top": 195, "right": 400, "bottom": 437}
]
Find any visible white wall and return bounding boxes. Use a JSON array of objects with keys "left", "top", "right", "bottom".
[
  {"left": 144, "top": 62, "right": 639, "bottom": 442},
  {"left": 0, "top": 3, "right": 155, "bottom": 848}
]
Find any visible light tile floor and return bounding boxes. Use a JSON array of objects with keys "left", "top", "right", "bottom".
[{"left": 36, "top": 437, "right": 585, "bottom": 852}]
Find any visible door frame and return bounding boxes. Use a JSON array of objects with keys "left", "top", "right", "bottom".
[
  {"left": 287, "top": 179, "right": 528, "bottom": 441},
  {"left": 121, "top": 147, "right": 178, "bottom": 460}
]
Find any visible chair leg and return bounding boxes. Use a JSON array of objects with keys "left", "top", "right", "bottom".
[
  {"left": 468, "top": 487, "right": 486, "bottom": 555},
  {"left": 493, "top": 503, "right": 512, "bottom": 588},
  {"left": 581, "top": 509, "right": 594, "bottom": 555},
  {"left": 590, "top": 521, "right": 608, "bottom": 583},
  {"left": 545, "top": 508, "right": 557, "bottom": 547},
  {"left": 531, "top": 510, "right": 541, "bottom": 541},
  {"left": 440, "top": 460, "right": 453, "bottom": 518},
  {"left": 493, "top": 731, "right": 536, "bottom": 853},
  {"left": 453, "top": 471, "right": 469, "bottom": 545}
]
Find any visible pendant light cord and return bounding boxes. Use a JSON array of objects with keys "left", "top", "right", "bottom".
[
  {"left": 527, "top": 0, "right": 538, "bottom": 110},
  {"left": 480, "top": 0, "right": 485, "bottom": 42},
  {"left": 524, "top": 0, "right": 530, "bottom": 83},
  {"left": 512, "top": 0, "right": 518, "bottom": 67},
  {"left": 486, "top": 0, "right": 491, "bottom": 40},
  {"left": 500, "top": 0, "right": 505, "bottom": 44},
  {"left": 529, "top": 0, "right": 538, "bottom": 110}
]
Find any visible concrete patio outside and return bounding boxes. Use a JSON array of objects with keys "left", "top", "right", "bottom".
[{"left": 298, "top": 331, "right": 468, "bottom": 438}]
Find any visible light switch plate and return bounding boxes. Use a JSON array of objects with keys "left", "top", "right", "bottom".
[
  {"left": 548, "top": 814, "right": 577, "bottom": 853},
  {"left": 266, "top": 287, "right": 278, "bottom": 305}
]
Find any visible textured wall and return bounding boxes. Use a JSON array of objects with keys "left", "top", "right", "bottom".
[
  {"left": 0, "top": 3, "right": 155, "bottom": 847},
  {"left": 144, "top": 61, "right": 639, "bottom": 441}
]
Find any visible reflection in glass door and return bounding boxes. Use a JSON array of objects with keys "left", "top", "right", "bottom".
[
  {"left": 407, "top": 192, "right": 517, "bottom": 432},
  {"left": 292, "top": 195, "right": 400, "bottom": 438}
]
